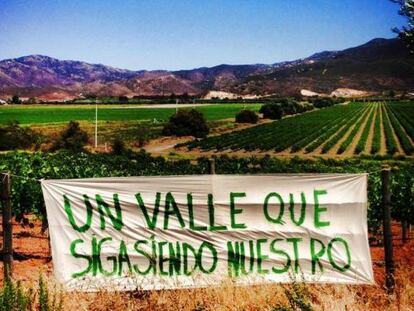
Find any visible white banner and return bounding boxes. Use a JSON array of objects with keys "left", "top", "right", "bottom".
[{"left": 41, "top": 174, "right": 374, "bottom": 291}]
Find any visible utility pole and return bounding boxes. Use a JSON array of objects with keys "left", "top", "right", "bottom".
[
  {"left": 176, "top": 99, "right": 179, "bottom": 114},
  {"left": 95, "top": 102, "right": 98, "bottom": 148}
]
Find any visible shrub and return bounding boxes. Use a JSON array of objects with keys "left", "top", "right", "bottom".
[
  {"left": 312, "top": 98, "right": 327, "bottom": 108},
  {"left": 309, "top": 97, "right": 339, "bottom": 108},
  {"left": 0, "top": 121, "right": 39, "bottom": 150},
  {"left": 111, "top": 138, "right": 127, "bottom": 155},
  {"left": 295, "top": 102, "right": 314, "bottom": 113},
  {"left": 260, "top": 103, "right": 283, "bottom": 119},
  {"left": 259, "top": 100, "right": 308, "bottom": 120},
  {"left": 162, "top": 109, "right": 209, "bottom": 138},
  {"left": 51, "top": 121, "right": 89, "bottom": 152},
  {"left": 135, "top": 123, "right": 150, "bottom": 147},
  {"left": 235, "top": 110, "right": 259, "bottom": 124},
  {"left": 282, "top": 102, "right": 297, "bottom": 115}
]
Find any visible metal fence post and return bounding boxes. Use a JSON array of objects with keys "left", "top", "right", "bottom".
[
  {"left": 1, "top": 172, "right": 12, "bottom": 279},
  {"left": 381, "top": 166, "right": 394, "bottom": 293}
]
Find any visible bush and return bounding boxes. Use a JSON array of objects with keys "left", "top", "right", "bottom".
[
  {"left": 0, "top": 121, "right": 39, "bottom": 150},
  {"left": 235, "top": 110, "right": 259, "bottom": 124},
  {"left": 111, "top": 138, "right": 127, "bottom": 155},
  {"left": 135, "top": 123, "right": 150, "bottom": 147},
  {"left": 294, "top": 102, "right": 313, "bottom": 113},
  {"left": 51, "top": 121, "right": 89, "bottom": 152},
  {"left": 260, "top": 103, "right": 283, "bottom": 119},
  {"left": 259, "top": 100, "right": 309, "bottom": 120},
  {"left": 281, "top": 102, "right": 297, "bottom": 115},
  {"left": 162, "top": 109, "right": 209, "bottom": 138},
  {"left": 309, "top": 97, "right": 341, "bottom": 108}
]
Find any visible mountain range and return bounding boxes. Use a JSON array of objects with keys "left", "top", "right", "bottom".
[{"left": 0, "top": 38, "right": 413, "bottom": 100}]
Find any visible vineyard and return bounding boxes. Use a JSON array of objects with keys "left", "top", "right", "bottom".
[
  {"left": 0, "top": 151, "right": 413, "bottom": 235},
  {"left": 185, "top": 101, "right": 414, "bottom": 156}
]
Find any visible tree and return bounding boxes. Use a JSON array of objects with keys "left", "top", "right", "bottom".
[
  {"left": 392, "top": 0, "right": 414, "bottom": 54},
  {"left": 181, "top": 92, "right": 190, "bottom": 102},
  {"left": 135, "top": 123, "right": 150, "bottom": 147},
  {"left": 235, "top": 110, "right": 259, "bottom": 124},
  {"left": 11, "top": 95, "right": 21, "bottom": 105},
  {"left": 162, "top": 109, "right": 209, "bottom": 138},
  {"left": 118, "top": 96, "right": 128, "bottom": 103},
  {"left": 111, "top": 137, "right": 127, "bottom": 155},
  {"left": 259, "top": 103, "right": 283, "bottom": 120},
  {"left": 310, "top": 97, "right": 335, "bottom": 108},
  {"left": 51, "top": 121, "right": 89, "bottom": 152},
  {"left": 169, "top": 93, "right": 177, "bottom": 103},
  {"left": 26, "top": 97, "right": 39, "bottom": 104}
]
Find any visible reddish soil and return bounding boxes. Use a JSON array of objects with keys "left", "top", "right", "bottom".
[
  {"left": 0, "top": 217, "right": 413, "bottom": 286},
  {"left": 0, "top": 216, "right": 53, "bottom": 283}
]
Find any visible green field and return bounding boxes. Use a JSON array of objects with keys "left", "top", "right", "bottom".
[
  {"left": 186, "top": 101, "right": 414, "bottom": 156},
  {"left": 0, "top": 103, "right": 261, "bottom": 125}
]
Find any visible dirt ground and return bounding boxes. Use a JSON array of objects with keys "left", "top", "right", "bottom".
[{"left": 0, "top": 216, "right": 413, "bottom": 287}]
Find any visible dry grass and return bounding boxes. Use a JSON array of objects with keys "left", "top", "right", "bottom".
[
  {"left": 44, "top": 267, "right": 413, "bottom": 311},
  {"left": 2, "top": 220, "right": 413, "bottom": 310}
]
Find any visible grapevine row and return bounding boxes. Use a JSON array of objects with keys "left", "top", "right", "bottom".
[
  {"left": 371, "top": 103, "right": 382, "bottom": 154},
  {"left": 337, "top": 103, "right": 374, "bottom": 154},
  {"left": 354, "top": 103, "right": 376, "bottom": 154},
  {"left": 184, "top": 101, "right": 414, "bottom": 156},
  {"left": 290, "top": 109, "right": 354, "bottom": 152},
  {"left": 387, "top": 102, "right": 414, "bottom": 142},
  {"left": 304, "top": 105, "right": 366, "bottom": 153},
  {"left": 384, "top": 103, "right": 413, "bottom": 155},
  {"left": 381, "top": 104, "right": 398, "bottom": 155},
  {"left": 188, "top": 104, "right": 364, "bottom": 152},
  {"left": 321, "top": 104, "right": 371, "bottom": 154}
]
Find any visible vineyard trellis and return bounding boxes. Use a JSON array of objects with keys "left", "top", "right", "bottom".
[
  {"left": 355, "top": 104, "right": 375, "bottom": 154},
  {"left": 185, "top": 101, "right": 414, "bottom": 156}
]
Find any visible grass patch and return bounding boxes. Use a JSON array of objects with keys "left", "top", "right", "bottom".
[{"left": 0, "top": 104, "right": 261, "bottom": 125}]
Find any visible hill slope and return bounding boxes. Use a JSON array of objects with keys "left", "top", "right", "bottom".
[
  {"left": 0, "top": 38, "right": 412, "bottom": 100},
  {"left": 230, "top": 38, "right": 414, "bottom": 96}
]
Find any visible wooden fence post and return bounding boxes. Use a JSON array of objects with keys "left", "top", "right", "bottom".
[
  {"left": 402, "top": 220, "right": 408, "bottom": 244},
  {"left": 1, "top": 172, "right": 13, "bottom": 279},
  {"left": 381, "top": 166, "right": 394, "bottom": 293},
  {"left": 209, "top": 158, "right": 216, "bottom": 175}
]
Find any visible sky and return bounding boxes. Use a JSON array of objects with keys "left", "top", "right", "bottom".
[{"left": 0, "top": 0, "right": 407, "bottom": 71}]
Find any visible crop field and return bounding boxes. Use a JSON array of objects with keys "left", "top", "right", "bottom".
[
  {"left": 186, "top": 101, "right": 414, "bottom": 156},
  {"left": 0, "top": 103, "right": 261, "bottom": 124}
]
